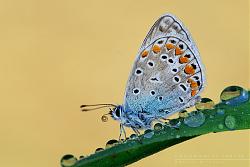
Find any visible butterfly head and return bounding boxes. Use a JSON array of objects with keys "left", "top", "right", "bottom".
[
  {"left": 80, "top": 103, "right": 127, "bottom": 123},
  {"left": 110, "top": 105, "right": 124, "bottom": 121}
]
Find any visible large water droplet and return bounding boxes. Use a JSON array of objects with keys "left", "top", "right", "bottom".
[
  {"left": 195, "top": 98, "right": 215, "bottom": 110},
  {"left": 95, "top": 147, "right": 104, "bottom": 153},
  {"left": 144, "top": 129, "right": 154, "bottom": 138},
  {"left": 224, "top": 115, "right": 236, "bottom": 130},
  {"left": 220, "top": 86, "right": 249, "bottom": 106},
  {"left": 184, "top": 111, "right": 206, "bottom": 127},
  {"left": 179, "top": 110, "right": 188, "bottom": 118},
  {"left": 154, "top": 123, "right": 163, "bottom": 131},
  {"left": 106, "top": 139, "right": 118, "bottom": 148},
  {"left": 61, "top": 154, "right": 77, "bottom": 167}
]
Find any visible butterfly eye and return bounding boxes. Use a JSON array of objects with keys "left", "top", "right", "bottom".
[{"left": 115, "top": 108, "right": 121, "bottom": 117}]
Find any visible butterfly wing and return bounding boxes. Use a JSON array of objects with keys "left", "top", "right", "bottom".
[{"left": 124, "top": 14, "right": 205, "bottom": 119}]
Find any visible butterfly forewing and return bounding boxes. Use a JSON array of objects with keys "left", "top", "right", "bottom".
[{"left": 124, "top": 14, "right": 205, "bottom": 119}]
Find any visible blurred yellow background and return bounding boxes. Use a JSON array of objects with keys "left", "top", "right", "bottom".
[{"left": 0, "top": 0, "right": 249, "bottom": 166}]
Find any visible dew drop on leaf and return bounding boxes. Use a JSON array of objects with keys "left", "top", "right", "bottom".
[
  {"left": 95, "top": 148, "right": 104, "bottom": 153},
  {"left": 224, "top": 115, "right": 236, "bottom": 130},
  {"left": 220, "top": 86, "right": 248, "bottom": 106},
  {"left": 218, "top": 123, "right": 224, "bottom": 130},
  {"left": 60, "top": 154, "right": 77, "bottom": 167},
  {"left": 184, "top": 111, "right": 206, "bottom": 128},
  {"left": 144, "top": 129, "right": 154, "bottom": 138},
  {"left": 106, "top": 139, "right": 118, "bottom": 148},
  {"left": 195, "top": 98, "right": 215, "bottom": 110},
  {"left": 130, "top": 134, "right": 137, "bottom": 139},
  {"left": 154, "top": 123, "right": 163, "bottom": 131},
  {"left": 79, "top": 155, "right": 85, "bottom": 159}
]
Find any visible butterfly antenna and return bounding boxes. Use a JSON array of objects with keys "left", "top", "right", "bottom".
[{"left": 80, "top": 104, "right": 117, "bottom": 112}]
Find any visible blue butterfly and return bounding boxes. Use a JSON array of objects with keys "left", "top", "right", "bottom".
[{"left": 81, "top": 13, "right": 205, "bottom": 139}]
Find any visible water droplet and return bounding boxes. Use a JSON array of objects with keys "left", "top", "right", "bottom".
[
  {"left": 79, "top": 155, "right": 85, "bottom": 159},
  {"left": 61, "top": 154, "right": 77, "bottom": 167},
  {"left": 224, "top": 115, "right": 236, "bottom": 130},
  {"left": 184, "top": 111, "right": 206, "bottom": 127},
  {"left": 130, "top": 134, "right": 137, "bottom": 139},
  {"left": 216, "top": 109, "right": 225, "bottom": 115},
  {"left": 101, "top": 115, "right": 108, "bottom": 122},
  {"left": 106, "top": 139, "right": 118, "bottom": 148},
  {"left": 95, "top": 147, "right": 104, "bottom": 153},
  {"left": 218, "top": 123, "right": 224, "bottom": 130},
  {"left": 179, "top": 110, "right": 188, "bottom": 118},
  {"left": 176, "top": 134, "right": 180, "bottom": 138},
  {"left": 168, "top": 119, "right": 181, "bottom": 128},
  {"left": 195, "top": 98, "right": 215, "bottom": 110},
  {"left": 154, "top": 123, "right": 163, "bottom": 131},
  {"left": 144, "top": 129, "right": 154, "bottom": 138},
  {"left": 220, "top": 86, "right": 249, "bottom": 106}
]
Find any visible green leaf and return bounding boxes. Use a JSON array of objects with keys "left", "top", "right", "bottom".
[{"left": 63, "top": 90, "right": 250, "bottom": 167}]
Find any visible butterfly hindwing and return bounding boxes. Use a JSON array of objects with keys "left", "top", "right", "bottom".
[{"left": 124, "top": 14, "right": 205, "bottom": 119}]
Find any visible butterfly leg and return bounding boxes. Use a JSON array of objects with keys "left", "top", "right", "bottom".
[{"left": 119, "top": 124, "right": 127, "bottom": 141}]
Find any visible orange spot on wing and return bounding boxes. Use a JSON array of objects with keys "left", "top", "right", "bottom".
[
  {"left": 184, "top": 65, "right": 195, "bottom": 75},
  {"left": 141, "top": 50, "right": 148, "bottom": 58},
  {"left": 175, "top": 47, "right": 183, "bottom": 55},
  {"left": 191, "top": 90, "right": 197, "bottom": 96},
  {"left": 190, "top": 81, "right": 198, "bottom": 89},
  {"left": 152, "top": 45, "right": 161, "bottom": 53},
  {"left": 179, "top": 56, "right": 189, "bottom": 64},
  {"left": 166, "top": 43, "right": 175, "bottom": 50}
]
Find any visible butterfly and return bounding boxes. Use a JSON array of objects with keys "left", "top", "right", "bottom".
[{"left": 81, "top": 13, "right": 205, "bottom": 139}]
